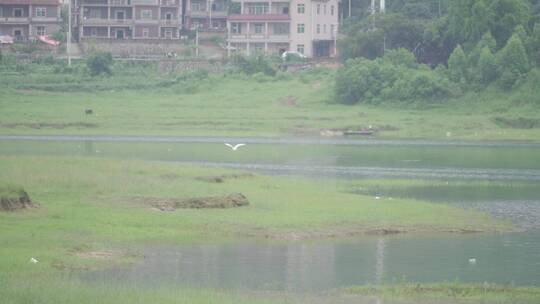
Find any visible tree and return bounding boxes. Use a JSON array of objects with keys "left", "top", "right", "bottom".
[
  {"left": 87, "top": 51, "right": 113, "bottom": 76},
  {"left": 469, "top": 32, "right": 497, "bottom": 66},
  {"left": 340, "top": 13, "right": 424, "bottom": 61},
  {"left": 496, "top": 33, "right": 531, "bottom": 88},
  {"left": 478, "top": 47, "right": 498, "bottom": 83},
  {"left": 488, "top": 0, "right": 531, "bottom": 48},
  {"left": 531, "top": 23, "right": 540, "bottom": 66},
  {"left": 448, "top": 45, "right": 468, "bottom": 82}
]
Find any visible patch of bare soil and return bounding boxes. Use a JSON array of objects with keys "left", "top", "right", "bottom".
[
  {"left": 0, "top": 190, "right": 38, "bottom": 212},
  {"left": 279, "top": 95, "right": 298, "bottom": 107},
  {"left": 237, "top": 224, "right": 500, "bottom": 241},
  {"left": 75, "top": 250, "right": 121, "bottom": 260},
  {"left": 134, "top": 193, "right": 250, "bottom": 211},
  {"left": 195, "top": 173, "right": 255, "bottom": 183},
  {"left": 0, "top": 122, "right": 98, "bottom": 129}
]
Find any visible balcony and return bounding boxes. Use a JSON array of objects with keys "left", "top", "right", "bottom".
[
  {"left": 32, "top": 16, "right": 62, "bottom": 22},
  {"left": 160, "top": 0, "right": 178, "bottom": 6},
  {"left": 81, "top": 0, "right": 109, "bottom": 5},
  {"left": 1, "top": 17, "right": 30, "bottom": 23},
  {"left": 135, "top": 19, "right": 160, "bottom": 24},
  {"left": 82, "top": 18, "right": 134, "bottom": 25},
  {"left": 159, "top": 19, "right": 180, "bottom": 26},
  {"left": 82, "top": 18, "right": 110, "bottom": 24},
  {"left": 188, "top": 10, "right": 208, "bottom": 18},
  {"left": 210, "top": 10, "right": 227, "bottom": 18},
  {"left": 228, "top": 14, "right": 290, "bottom": 21},
  {"left": 228, "top": 33, "right": 290, "bottom": 42},
  {"left": 110, "top": 0, "right": 132, "bottom": 6}
]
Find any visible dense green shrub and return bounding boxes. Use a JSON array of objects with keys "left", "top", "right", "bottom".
[
  {"left": 86, "top": 51, "right": 113, "bottom": 76},
  {"left": 335, "top": 48, "right": 454, "bottom": 105},
  {"left": 230, "top": 54, "right": 276, "bottom": 76}
]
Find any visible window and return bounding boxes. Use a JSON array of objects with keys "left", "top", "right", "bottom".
[
  {"left": 323, "top": 24, "right": 326, "bottom": 33},
  {"left": 297, "top": 44, "right": 304, "bottom": 54},
  {"left": 297, "top": 23, "right": 304, "bottom": 33},
  {"left": 164, "top": 29, "right": 173, "bottom": 38},
  {"left": 36, "top": 7, "right": 46, "bottom": 17},
  {"left": 273, "top": 23, "right": 289, "bottom": 35},
  {"left": 141, "top": 9, "right": 152, "bottom": 19},
  {"left": 191, "top": 2, "right": 201, "bottom": 11},
  {"left": 331, "top": 5, "right": 335, "bottom": 15},
  {"left": 231, "top": 23, "right": 241, "bottom": 34},
  {"left": 323, "top": 5, "right": 326, "bottom": 15},
  {"left": 89, "top": 9, "right": 101, "bottom": 19},
  {"left": 317, "top": 4, "right": 320, "bottom": 14},
  {"left": 297, "top": 4, "right": 305, "bottom": 14},
  {"left": 13, "top": 8, "right": 23, "bottom": 17},
  {"left": 331, "top": 24, "right": 335, "bottom": 35},
  {"left": 90, "top": 28, "right": 98, "bottom": 37},
  {"left": 36, "top": 26, "right": 46, "bottom": 36},
  {"left": 13, "top": 29, "right": 23, "bottom": 41},
  {"left": 316, "top": 24, "right": 320, "bottom": 34},
  {"left": 142, "top": 28, "right": 149, "bottom": 38},
  {"left": 254, "top": 23, "right": 264, "bottom": 34},
  {"left": 248, "top": 4, "right": 268, "bottom": 15},
  {"left": 191, "top": 20, "right": 202, "bottom": 29}
]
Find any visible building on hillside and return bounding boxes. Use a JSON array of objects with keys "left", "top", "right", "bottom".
[
  {"left": 184, "top": 0, "right": 227, "bottom": 31},
  {"left": 226, "top": 0, "right": 339, "bottom": 58},
  {"left": 76, "top": 0, "right": 182, "bottom": 40},
  {"left": 0, "top": 0, "right": 62, "bottom": 42}
]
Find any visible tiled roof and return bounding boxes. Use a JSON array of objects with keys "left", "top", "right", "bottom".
[{"left": 228, "top": 14, "right": 290, "bottom": 21}]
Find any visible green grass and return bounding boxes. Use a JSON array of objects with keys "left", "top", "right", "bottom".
[
  {"left": 0, "top": 65, "right": 539, "bottom": 141},
  {"left": 346, "top": 283, "right": 540, "bottom": 304}
]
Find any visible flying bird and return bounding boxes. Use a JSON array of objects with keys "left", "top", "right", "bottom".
[
  {"left": 30, "top": 257, "right": 38, "bottom": 263},
  {"left": 225, "top": 143, "right": 246, "bottom": 151}
]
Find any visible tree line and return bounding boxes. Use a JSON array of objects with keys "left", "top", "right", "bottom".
[{"left": 336, "top": 0, "right": 540, "bottom": 104}]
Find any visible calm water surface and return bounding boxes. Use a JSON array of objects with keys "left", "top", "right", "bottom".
[{"left": 2, "top": 137, "right": 540, "bottom": 290}]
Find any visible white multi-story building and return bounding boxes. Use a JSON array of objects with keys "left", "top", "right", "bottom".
[{"left": 226, "top": 0, "right": 339, "bottom": 58}]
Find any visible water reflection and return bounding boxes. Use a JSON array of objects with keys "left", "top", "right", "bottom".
[
  {"left": 375, "top": 238, "right": 385, "bottom": 284},
  {"left": 82, "top": 232, "right": 540, "bottom": 291}
]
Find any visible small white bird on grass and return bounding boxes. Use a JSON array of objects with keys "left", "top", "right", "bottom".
[
  {"left": 30, "top": 257, "right": 38, "bottom": 264},
  {"left": 469, "top": 258, "right": 477, "bottom": 265},
  {"left": 225, "top": 143, "right": 246, "bottom": 151}
]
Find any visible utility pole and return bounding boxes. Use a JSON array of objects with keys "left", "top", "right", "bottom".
[
  {"left": 67, "top": 0, "right": 72, "bottom": 66},
  {"left": 195, "top": 27, "right": 199, "bottom": 57},
  {"left": 348, "top": 0, "right": 351, "bottom": 18}
]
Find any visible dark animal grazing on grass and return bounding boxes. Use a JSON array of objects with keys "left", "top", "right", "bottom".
[{"left": 85, "top": 109, "right": 93, "bottom": 115}]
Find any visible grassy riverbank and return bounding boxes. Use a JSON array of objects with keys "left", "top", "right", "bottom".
[
  {"left": 0, "top": 155, "right": 506, "bottom": 270},
  {"left": 1, "top": 66, "right": 539, "bottom": 141},
  {"left": 0, "top": 155, "right": 527, "bottom": 303}
]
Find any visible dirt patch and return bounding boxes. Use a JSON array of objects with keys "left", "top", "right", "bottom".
[
  {"left": 236, "top": 224, "right": 503, "bottom": 241},
  {"left": 0, "top": 122, "right": 98, "bottom": 129},
  {"left": 279, "top": 95, "right": 298, "bottom": 107},
  {"left": 75, "top": 250, "right": 121, "bottom": 260},
  {"left": 0, "top": 188, "right": 38, "bottom": 212},
  {"left": 134, "top": 193, "right": 250, "bottom": 211},
  {"left": 195, "top": 173, "right": 254, "bottom": 183}
]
